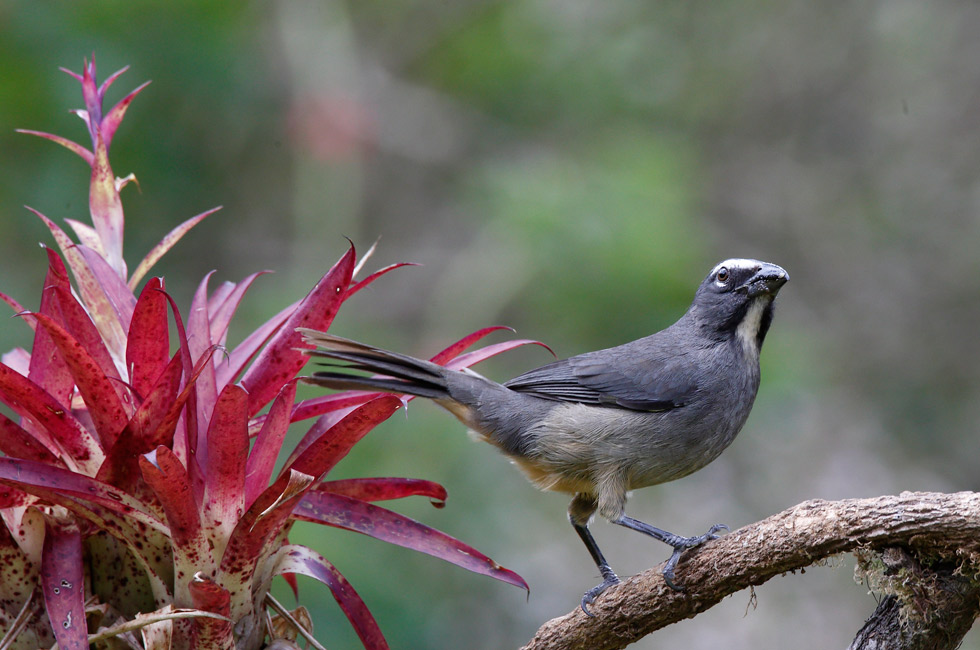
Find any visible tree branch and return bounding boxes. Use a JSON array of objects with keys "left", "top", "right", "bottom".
[{"left": 520, "top": 492, "right": 980, "bottom": 650}]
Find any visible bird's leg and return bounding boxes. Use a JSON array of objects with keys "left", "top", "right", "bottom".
[
  {"left": 569, "top": 494, "right": 618, "bottom": 616},
  {"left": 611, "top": 515, "right": 728, "bottom": 591}
]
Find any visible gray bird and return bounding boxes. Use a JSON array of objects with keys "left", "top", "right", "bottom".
[{"left": 300, "top": 258, "right": 788, "bottom": 613}]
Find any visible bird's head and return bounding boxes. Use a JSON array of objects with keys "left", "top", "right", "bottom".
[{"left": 687, "top": 258, "right": 789, "bottom": 350}]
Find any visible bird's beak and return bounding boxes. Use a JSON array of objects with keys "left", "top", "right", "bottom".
[{"left": 742, "top": 263, "right": 789, "bottom": 298}]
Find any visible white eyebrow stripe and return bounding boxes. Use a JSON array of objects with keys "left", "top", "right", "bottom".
[{"left": 711, "top": 258, "right": 762, "bottom": 275}]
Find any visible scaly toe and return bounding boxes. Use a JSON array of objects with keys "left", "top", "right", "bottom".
[{"left": 580, "top": 574, "right": 620, "bottom": 616}]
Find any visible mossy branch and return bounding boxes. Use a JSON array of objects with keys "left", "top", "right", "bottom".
[{"left": 520, "top": 492, "right": 980, "bottom": 650}]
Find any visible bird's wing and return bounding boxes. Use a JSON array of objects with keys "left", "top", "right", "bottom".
[{"left": 504, "top": 338, "right": 699, "bottom": 412}]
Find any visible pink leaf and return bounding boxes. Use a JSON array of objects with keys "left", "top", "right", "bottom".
[
  {"left": 188, "top": 272, "right": 219, "bottom": 460},
  {"left": 240, "top": 245, "right": 356, "bottom": 417},
  {"left": 88, "top": 132, "right": 125, "bottom": 277},
  {"left": 29, "top": 312, "right": 132, "bottom": 448},
  {"left": 101, "top": 80, "right": 151, "bottom": 150},
  {"left": 280, "top": 392, "right": 377, "bottom": 426},
  {"left": 203, "top": 384, "right": 249, "bottom": 550},
  {"left": 206, "top": 281, "right": 236, "bottom": 320},
  {"left": 40, "top": 519, "right": 87, "bottom": 650},
  {"left": 295, "top": 492, "right": 528, "bottom": 592},
  {"left": 429, "top": 326, "right": 514, "bottom": 364},
  {"left": 0, "top": 362, "right": 104, "bottom": 474},
  {"left": 76, "top": 244, "right": 135, "bottom": 331},
  {"left": 127, "top": 278, "right": 170, "bottom": 398},
  {"left": 29, "top": 207, "right": 128, "bottom": 357},
  {"left": 215, "top": 299, "right": 296, "bottom": 389},
  {"left": 247, "top": 390, "right": 376, "bottom": 435},
  {"left": 318, "top": 477, "right": 447, "bottom": 508},
  {"left": 96, "top": 64, "right": 129, "bottom": 98},
  {"left": 0, "top": 290, "right": 28, "bottom": 320},
  {"left": 128, "top": 207, "right": 220, "bottom": 290},
  {"left": 209, "top": 271, "right": 268, "bottom": 352},
  {"left": 265, "top": 545, "right": 388, "bottom": 650},
  {"left": 78, "top": 58, "right": 101, "bottom": 146},
  {"left": 244, "top": 381, "right": 297, "bottom": 506},
  {"left": 345, "top": 262, "right": 418, "bottom": 299},
  {"left": 285, "top": 396, "right": 401, "bottom": 480},
  {"left": 445, "top": 339, "right": 554, "bottom": 371},
  {"left": 64, "top": 218, "right": 103, "bottom": 255},
  {"left": 140, "top": 447, "right": 213, "bottom": 607},
  {"left": 15, "top": 130, "right": 94, "bottom": 166}
]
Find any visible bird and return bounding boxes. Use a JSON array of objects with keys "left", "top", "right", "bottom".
[{"left": 299, "top": 258, "right": 788, "bottom": 614}]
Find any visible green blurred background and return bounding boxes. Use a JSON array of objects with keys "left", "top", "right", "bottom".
[{"left": 2, "top": 1, "right": 979, "bottom": 648}]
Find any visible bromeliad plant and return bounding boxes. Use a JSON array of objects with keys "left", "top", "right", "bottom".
[{"left": 0, "top": 58, "right": 531, "bottom": 650}]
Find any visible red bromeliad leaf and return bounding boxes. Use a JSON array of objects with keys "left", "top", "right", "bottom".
[
  {"left": 28, "top": 249, "right": 75, "bottom": 409},
  {"left": 428, "top": 326, "right": 515, "bottom": 364},
  {"left": 345, "top": 262, "right": 418, "bottom": 299},
  {"left": 203, "top": 384, "right": 249, "bottom": 553},
  {"left": 47, "top": 285, "right": 122, "bottom": 388},
  {"left": 0, "top": 362, "right": 104, "bottom": 474},
  {"left": 128, "top": 207, "right": 221, "bottom": 290},
  {"left": 239, "top": 245, "right": 356, "bottom": 417},
  {"left": 16, "top": 129, "right": 95, "bottom": 166},
  {"left": 0, "top": 458, "right": 163, "bottom": 531},
  {"left": 29, "top": 208, "right": 128, "bottom": 358},
  {"left": 273, "top": 392, "right": 377, "bottom": 430},
  {"left": 285, "top": 396, "right": 401, "bottom": 480},
  {"left": 264, "top": 545, "right": 388, "bottom": 650},
  {"left": 219, "top": 469, "right": 314, "bottom": 623},
  {"left": 215, "top": 300, "right": 296, "bottom": 389},
  {"left": 295, "top": 492, "right": 528, "bottom": 592},
  {"left": 29, "top": 312, "right": 132, "bottom": 448},
  {"left": 127, "top": 277, "right": 170, "bottom": 398},
  {"left": 140, "top": 447, "right": 213, "bottom": 607},
  {"left": 40, "top": 518, "right": 87, "bottom": 650},
  {"left": 0, "top": 412, "right": 61, "bottom": 464},
  {"left": 188, "top": 574, "right": 233, "bottom": 649},
  {"left": 96, "top": 352, "right": 182, "bottom": 492},
  {"left": 88, "top": 132, "right": 125, "bottom": 277},
  {"left": 318, "top": 478, "right": 448, "bottom": 507},
  {"left": 244, "top": 381, "right": 296, "bottom": 507},
  {"left": 279, "top": 408, "right": 352, "bottom": 473}
]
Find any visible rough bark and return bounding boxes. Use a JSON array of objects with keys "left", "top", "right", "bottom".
[{"left": 520, "top": 491, "right": 980, "bottom": 650}]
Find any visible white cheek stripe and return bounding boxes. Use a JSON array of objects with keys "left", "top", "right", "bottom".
[{"left": 736, "top": 299, "right": 767, "bottom": 355}]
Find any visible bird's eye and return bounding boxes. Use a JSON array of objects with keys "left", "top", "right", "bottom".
[{"left": 716, "top": 267, "right": 730, "bottom": 284}]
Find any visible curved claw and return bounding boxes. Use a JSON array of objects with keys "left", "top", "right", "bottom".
[
  {"left": 580, "top": 570, "right": 620, "bottom": 617},
  {"left": 661, "top": 523, "right": 729, "bottom": 591}
]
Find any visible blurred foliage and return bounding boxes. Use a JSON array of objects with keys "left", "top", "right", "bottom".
[{"left": 2, "top": 1, "right": 980, "bottom": 648}]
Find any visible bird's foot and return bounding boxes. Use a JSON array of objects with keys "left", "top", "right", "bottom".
[
  {"left": 660, "top": 523, "right": 728, "bottom": 591},
  {"left": 580, "top": 564, "right": 619, "bottom": 617}
]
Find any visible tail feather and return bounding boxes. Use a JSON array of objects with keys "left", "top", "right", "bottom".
[{"left": 299, "top": 329, "right": 450, "bottom": 400}]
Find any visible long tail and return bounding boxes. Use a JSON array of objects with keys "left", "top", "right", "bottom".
[{"left": 299, "top": 328, "right": 451, "bottom": 400}]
